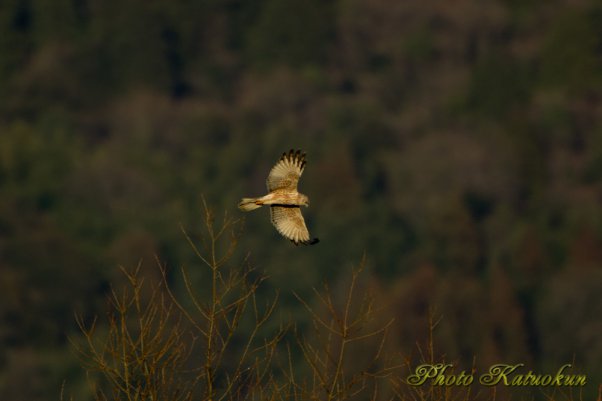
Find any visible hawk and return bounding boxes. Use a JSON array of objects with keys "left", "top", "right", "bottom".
[{"left": 238, "top": 149, "right": 319, "bottom": 246}]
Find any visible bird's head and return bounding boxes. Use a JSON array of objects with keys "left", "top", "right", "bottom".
[{"left": 300, "top": 194, "right": 309, "bottom": 207}]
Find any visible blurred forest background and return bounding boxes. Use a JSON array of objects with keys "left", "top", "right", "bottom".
[{"left": 1, "top": 0, "right": 602, "bottom": 400}]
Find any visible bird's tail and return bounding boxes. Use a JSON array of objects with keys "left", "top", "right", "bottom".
[{"left": 238, "top": 197, "right": 263, "bottom": 212}]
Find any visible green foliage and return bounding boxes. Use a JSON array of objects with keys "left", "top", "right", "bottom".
[
  {"left": 467, "top": 54, "right": 531, "bottom": 117},
  {"left": 538, "top": 9, "right": 602, "bottom": 92},
  {"left": 246, "top": 0, "right": 334, "bottom": 68},
  {"left": 0, "top": 0, "right": 33, "bottom": 90}
]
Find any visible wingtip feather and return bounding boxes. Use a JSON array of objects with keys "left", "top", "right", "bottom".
[{"left": 291, "top": 237, "right": 319, "bottom": 246}]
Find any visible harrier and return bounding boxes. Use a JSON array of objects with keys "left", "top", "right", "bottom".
[{"left": 238, "top": 149, "right": 319, "bottom": 245}]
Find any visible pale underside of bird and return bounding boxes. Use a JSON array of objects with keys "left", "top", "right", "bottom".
[{"left": 238, "top": 149, "right": 319, "bottom": 246}]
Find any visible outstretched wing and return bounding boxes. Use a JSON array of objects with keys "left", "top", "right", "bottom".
[
  {"left": 266, "top": 149, "right": 306, "bottom": 192},
  {"left": 270, "top": 206, "right": 319, "bottom": 246}
]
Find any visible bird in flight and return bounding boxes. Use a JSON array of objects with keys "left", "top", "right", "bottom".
[{"left": 238, "top": 149, "right": 319, "bottom": 246}]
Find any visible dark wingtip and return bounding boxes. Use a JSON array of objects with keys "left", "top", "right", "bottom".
[
  {"left": 290, "top": 237, "right": 319, "bottom": 246},
  {"left": 281, "top": 149, "right": 306, "bottom": 166}
]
